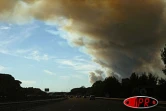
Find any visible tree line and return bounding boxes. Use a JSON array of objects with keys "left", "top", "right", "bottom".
[
  {"left": 0, "top": 74, "right": 53, "bottom": 102},
  {"left": 69, "top": 45, "right": 166, "bottom": 101}
]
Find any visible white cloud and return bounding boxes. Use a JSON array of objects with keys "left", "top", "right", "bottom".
[
  {"left": 0, "top": 48, "right": 56, "bottom": 62},
  {"left": 46, "top": 29, "right": 68, "bottom": 47},
  {"left": 24, "top": 51, "right": 49, "bottom": 61},
  {"left": 24, "top": 50, "right": 56, "bottom": 61},
  {"left": 56, "top": 57, "right": 103, "bottom": 74},
  {"left": 0, "top": 49, "right": 10, "bottom": 55},
  {"left": 74, "top": 56, "right": 90, "bottom": 62},
  {"left": 0, "top": 65, "right": 5, "bottom": 72},
  {"left": 59, "top": 60, "right": 75, "bottom": 66},
  {"left": 44, "top": 70, "right": 56, "bottom": 76},
  {"left": 16, "top": 49, "right": 32, "bottom": 54},
  {"left": 0, "top": 25, "right": 36, "bottom": 48},
  {"left": 0, "top": 24, "right": 56, "bottom": 62},
  {"left": 0, "top": 24, "right": 38, "bottom": 57},
  {"left": 45, "top": 29, "right": 59, "bottom": 36},
  {"left": 45, "top": 29, "right": 69, "bottom": 42},
  {"left": 0, "top": 36, "right": 17, "bottom": 47},
  {"left": 0, "top": 26, "right": 11, "bottom": 30}
]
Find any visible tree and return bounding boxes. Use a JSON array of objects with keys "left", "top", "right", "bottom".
[
  {"left": 147, "top": 73, "right": 158, "bottom": 86},
  {"left": 91, "top": 80, "right": 104, "bottom": 96},
  {"left": 70, "top": 86, "right": 89, "bottom": 95},
  {"left": 158, "top": 78, "right": 166, "bottom": 86},
  {"left": 129, "top": 73, "right": 158, "bottom": 96},
  {"left": 121, "top": 78, "right": 130, "bottom": 97},
  {"left": 161, "top": 45, "right": 166, "bottom": 75},
  {"left": 138, "top": 73, "right": 148, "bottom": 86},
  {"left": 103, "top": 77, "right": 121, "bottom": 97},
  {"left": 129, "top": 72, "right": 139, "bottom": 88},
  {"left": 156, "top": 78, "right": 166, "bottom": 100}
]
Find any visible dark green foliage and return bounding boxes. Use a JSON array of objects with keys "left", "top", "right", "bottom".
[
  {"left": 74, "top": 72, "right": 165, "bottom": 100},
  {"left": 70, "top": 86, "right": 90, "bottom": 96}
]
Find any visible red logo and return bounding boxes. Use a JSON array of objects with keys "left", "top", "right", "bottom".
[{"left": 123, "top": 96, "right": 158, "bottom": 109}]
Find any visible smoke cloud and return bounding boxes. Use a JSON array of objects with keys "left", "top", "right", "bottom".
[
  {"left": 1, "top": 0, "right": 166, "bottom": 83},
  {"left": 89, "top": 70, "right": 105, "bottom": 84},
  {"left": 0, "top": 0, "right": 16, "bottom": 12}
]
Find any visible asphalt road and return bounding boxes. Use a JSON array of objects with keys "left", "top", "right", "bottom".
[{"left": 29, "top": 97, "right": 166, "bottom": 111}]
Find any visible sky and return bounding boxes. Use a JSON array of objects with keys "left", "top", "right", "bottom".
[
  {"left": 0, "top": 20, "right": 101, "bottom": 92},
  {"left": 1, "top": 0, "right": 166, "bottom": 92}
]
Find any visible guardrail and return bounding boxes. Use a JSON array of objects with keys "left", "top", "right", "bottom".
[{"left": 0, "top": 98, "right": 67, "bottom": 111}]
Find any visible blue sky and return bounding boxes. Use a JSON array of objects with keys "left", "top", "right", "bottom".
[{"left": 0, "top": 20, "right": 101, "bottom": 92}]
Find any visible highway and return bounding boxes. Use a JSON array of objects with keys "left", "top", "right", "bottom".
[{"left": 29, "top": 97, "right": 166, "bottom": 111}]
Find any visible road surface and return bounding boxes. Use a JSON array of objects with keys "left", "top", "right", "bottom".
[{"left": 29, "top": 97, "right": 166, "bottom": 111}]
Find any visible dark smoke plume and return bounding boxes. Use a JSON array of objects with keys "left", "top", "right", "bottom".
[{"left": 1, "top": 0, "right": 166, "bottom": 83}]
